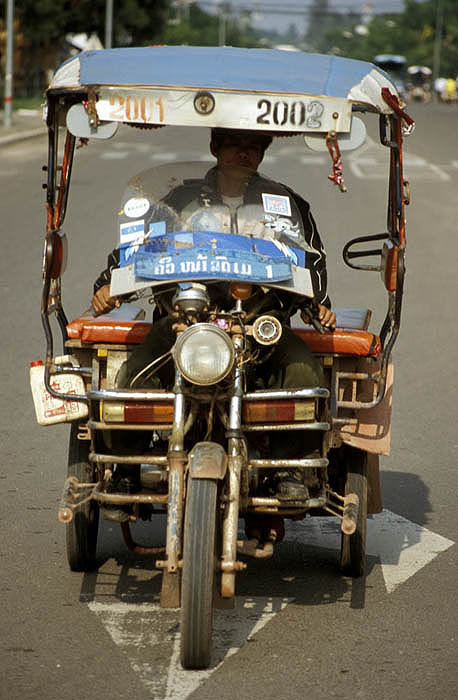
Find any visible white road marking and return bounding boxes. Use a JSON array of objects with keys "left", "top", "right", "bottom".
[
  {"left": 100, "top": 151, "right": 130, "bottom": 159},
  {"left": 284, "top": 508, "right": 454, "bottom": 593},
  {"left": 93, "top": 140, "right": 455, "bottom": 183},
  {"left": 88, "top": 509, "right": 453, "bottom": 697},
  {"left": 348, "top": 157, "right": 452, "bottom": 181},
  {"left": 150, "top": 152, "right": 180, "bottom": 161},
  {"left": 89, "top": 596, "right": 290, "bottom": 699},
  {"left": 300, "top": 155, "right": 327, "bottom": 165}
]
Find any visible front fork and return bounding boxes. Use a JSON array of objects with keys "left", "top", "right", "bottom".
[
  {"left": 221, "top": 336, "right": 246, "bottom": 598},
  {"left": 161, "top": 340, "right": 247, "bottom": 605},
  {"left": 160, "top": 370, "right": 187, "bottom": 608}
]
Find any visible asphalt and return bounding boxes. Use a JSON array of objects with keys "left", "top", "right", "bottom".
[{"left": 0, "top": 108, "right": 47, "bottom": 146}]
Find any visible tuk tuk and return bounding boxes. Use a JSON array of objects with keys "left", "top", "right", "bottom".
[
  {"left": 374, "top": 54, "right": 408, "bottom": 102},
  {"left": 33, "top": 45, "right": 414, "bottom": 669},
  {"left": 407, "top": 65, "right": 432, "bottom": 103}
]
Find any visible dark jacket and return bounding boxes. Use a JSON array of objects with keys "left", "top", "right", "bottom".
[{"left": 94, "top": 168, "right": 330, "bottom": 308}]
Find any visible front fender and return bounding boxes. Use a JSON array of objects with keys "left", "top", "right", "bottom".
[{"left": 188, "top": 442, "right": 227, "bottom": 479}]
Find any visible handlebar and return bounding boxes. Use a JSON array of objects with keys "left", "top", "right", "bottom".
[{"left": 300, "top": 301, "right": 332, "bottom": 335}]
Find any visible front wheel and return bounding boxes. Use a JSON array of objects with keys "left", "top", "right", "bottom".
[
  {"left": 340, "top": 447, "right": 368, "bottom": 577},
  {"left": 66, "top": 422, "right": 99, "bottom": 571},
  {"left": 180, "top": 478, "right": 218, "bottom": 669}
]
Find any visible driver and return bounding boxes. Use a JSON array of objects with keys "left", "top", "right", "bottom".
[{"left": 91, "top": 128, "right": 336, "bottom": 502}]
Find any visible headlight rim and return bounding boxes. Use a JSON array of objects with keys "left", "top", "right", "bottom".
[{"left": 173, "top": 322, "right": 235, "bottom": 386}]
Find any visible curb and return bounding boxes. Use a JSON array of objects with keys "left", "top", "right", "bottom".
[{"left": 0, "top": 127, "right": 47, "bottom": 146}]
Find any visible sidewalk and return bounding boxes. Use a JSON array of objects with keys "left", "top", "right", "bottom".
[{"left": 0, "top": 108, "right": 47, "bottom": 146}]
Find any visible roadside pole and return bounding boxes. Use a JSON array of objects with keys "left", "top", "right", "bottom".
[
  {"left": 432, "top": 0, "right": 444, "bottom": 83},
  {"left": 105, "top": 0, "right": 113, "bottom": 49},
  {"left": 3, "top": 0, "right": 14, "bottom": 128}
]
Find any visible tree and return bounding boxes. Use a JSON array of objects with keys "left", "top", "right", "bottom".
[
  {"left": 0, "top": 0, "right": 170, "bottom": 95},
  {"left": 322, "top": 0, "right": 458, "bottom": 78},
  {"left": 162, "top": 3, "right": 266, "bottom": 48},
  {"left": 305, "top": 0, "right": 343, "bottom": 53}
]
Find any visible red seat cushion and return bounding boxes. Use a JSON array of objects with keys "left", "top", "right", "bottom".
[
  {"left": 67, "top": 316, "right": 381, "bottom": 357},
  {"left": 67, "top": 317, "right": 152, "bottom": 344},
  {"left": 292, "top": 327, "right": 381, "bottom": 357}
]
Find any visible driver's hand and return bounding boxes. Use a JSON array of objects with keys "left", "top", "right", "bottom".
[
  {"left": 317, "top": 304, "right": 336, "bottom": 329},
  {"left": 91, "top": 284, "right": 121, "bottom": 316}
]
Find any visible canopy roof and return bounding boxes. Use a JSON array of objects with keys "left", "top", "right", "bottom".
[
  {"left": 49, "top": 46, "right": 403, "bottom": 135},
  {"left": 50, "top": 46, "right": 397, "bottom": 108}
]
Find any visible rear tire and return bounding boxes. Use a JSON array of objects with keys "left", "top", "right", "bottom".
[
  {"left": 340, "top": 447, "right": 367, "bottom": 577},
  {"left": 180, "top": 478, "right": 218, "bottom": 669},
  {"left": 66, "top": 422, "right": 99, "bottom": 571}
]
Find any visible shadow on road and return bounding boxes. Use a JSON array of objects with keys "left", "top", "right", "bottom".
[
  {"left": 381, "top": 470, "right": 432, "bottom": 526},
  {"left": 78, "top": 469, "right": 432, "bottom": 626},
  {"left": 79, "top": 516, "right": 380, "bottom": 614}
]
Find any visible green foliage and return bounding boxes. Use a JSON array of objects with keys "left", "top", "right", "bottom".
[
  {"left": 306, "top": 0, "right": 344, "bottom": 53},
  {"left": 0, "top": 0, "right": 170, "bottom": 94},
  {"left": 0, "top": 0, "right": 169, "bottom": 46},
  {"left": 317, "top": 0, "right": 458, "bottom": 78},
  {"left": 162, "top": 3, "right": 265, "bottom": 48}
]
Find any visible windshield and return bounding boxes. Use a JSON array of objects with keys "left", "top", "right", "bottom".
[
  {"left": 118, "top": 161, "right": 308, "bottom": 250},
  {"left": 111, "top": 162, "right": 314, "bottom": 298}
]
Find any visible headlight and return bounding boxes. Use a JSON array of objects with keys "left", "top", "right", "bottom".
[{"left": 173, "top": 323, "right": 235, "bottom": 386}]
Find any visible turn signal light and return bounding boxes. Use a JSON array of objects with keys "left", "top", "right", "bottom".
[
  {"left": 243, "top": 400, "right": 315, "bottom": 423},
  {"left": 45, "top": 231, "right": 68, "bottom": 279},
  {"left": 381, "top": 240, "right": 398, "bottom": 292},
  {"left": 101, "top": 401, "right": 174, "bottom": 424}
]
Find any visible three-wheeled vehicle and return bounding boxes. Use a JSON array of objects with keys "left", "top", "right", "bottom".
[
  {"left": 374, "top": 54, "right": 408, "bottom": 103},
  {"left": 406, "top": 65, "right": 432, "bottom": 103},
  {"left": 33, "top": 46, "right": 414, "bottom": 669}
]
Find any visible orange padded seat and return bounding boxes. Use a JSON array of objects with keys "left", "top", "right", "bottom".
[
  {"left": 67, "top": 317, "right": 152, "bottom": 344},
  {"left": 67, "top": 308, "right": 381, "bottom": 357},
  {"left": 292, "top": 328, "right": 381, "bottom": 357}
]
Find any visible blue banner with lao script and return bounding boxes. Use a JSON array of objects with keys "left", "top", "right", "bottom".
[{"left": 130, "top": 231, "right": 301, "bottom": 284}]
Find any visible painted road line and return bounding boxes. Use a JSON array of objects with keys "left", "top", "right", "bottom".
[
  {"left": 88, "top": 509, "right": 454, "bottom": 699},
  {"left": 284, "top": 508, "right": 454, "bottom": 593},
  {"left": 89, "top": 596, "right": 291, "bottom": 699}
]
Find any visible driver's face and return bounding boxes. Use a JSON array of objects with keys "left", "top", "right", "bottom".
[{"left": 214, "top": 133, "right": 264, "bottom": 172}]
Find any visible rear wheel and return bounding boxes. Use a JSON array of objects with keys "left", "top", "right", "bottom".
[
  {"left": 340, "top": 447, "right": 367, "bottom": 577},
  {"left": 66, "top": 422, "right": 99, "bottom": 571},
  {"left": 180, "top": 478, "right": 218, "bottom": 669}
]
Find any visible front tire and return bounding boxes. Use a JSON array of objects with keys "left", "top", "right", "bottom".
[
  {"left": 66, "top": 422, "right": 99, "bottom": 571},
  {"left": 180, "top": 478, "right": 218, "bottom": 669},
  {"left": 340, "top": 447, "right": 368, "bottom": 577}
]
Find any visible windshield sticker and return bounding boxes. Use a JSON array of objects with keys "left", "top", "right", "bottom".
[
  {"left": 262, "top": 193, "right": 292, "bottom": 217},
  {"left": 264, "top": 214, "right": 300, "bottom": 238},
  {"left": 124, "top": 197, "right": 150, "bottom": 218},
  {"left": 120, "top": 220, "right": 144, "bottom": 244},
  {"left": 269, "top": 239, "right": 305, "bottom": 267},
  {"left": 121, "top": 243, "right": 142, "bottom": 264},
  {"left": 147, "top": 221, "right": 167, "bottom": 238}
]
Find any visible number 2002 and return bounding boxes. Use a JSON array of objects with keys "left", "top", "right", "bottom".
[{"left": 256, "top": 99, "right": 324, "bottom": 128}]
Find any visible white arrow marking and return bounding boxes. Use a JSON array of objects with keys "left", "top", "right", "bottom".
[
  {"left": 284, "top": 508, "right": 454, "bottom": 593},
  {"left": 89, "top": 597, "right": 290, "bottom": 699},
  {"left": 89, "top": 510, "right": 454, "bottom": 698}
]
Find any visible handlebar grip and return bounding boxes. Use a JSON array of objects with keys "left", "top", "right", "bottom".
[{"left": 311, "top": 317, "right": 326, "bottom": 335}]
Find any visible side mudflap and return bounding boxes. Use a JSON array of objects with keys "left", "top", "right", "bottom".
[{"left": 188, "top": 442, "right": 228, "bottom": 479}]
